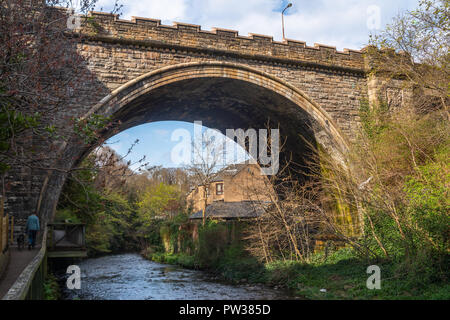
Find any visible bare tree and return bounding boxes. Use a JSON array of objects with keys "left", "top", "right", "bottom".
[
  {"left": 243, "top": 155, "right": 326, "bottom": 263},
  {"left": 367, "top": 0, "right": 449, "bottom": 117},
  {"left": 0, "top": 1, "right": 123, "bottom": 169},
  {"left": 185, "top": 129, "right": 230, "bottom": 226},
  {"left": 236, "top": 125, "right": 325, "bottom": 263}
]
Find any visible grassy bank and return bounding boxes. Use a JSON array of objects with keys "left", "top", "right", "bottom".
[{"left": 143, "top": 247, "right": 449, "bottom": 300}]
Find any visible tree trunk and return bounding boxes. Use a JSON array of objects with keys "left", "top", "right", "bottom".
[{"left": 202, "top": 186, "right": 207, "bottom": 226}]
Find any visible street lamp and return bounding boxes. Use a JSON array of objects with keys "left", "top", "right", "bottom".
[{"left": 282, "top": 3, "right": 293, "bottom": 41}]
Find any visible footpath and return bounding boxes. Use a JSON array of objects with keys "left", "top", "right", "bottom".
[{"left": 0, "top": 245, "right": 41, "bottom": 299}]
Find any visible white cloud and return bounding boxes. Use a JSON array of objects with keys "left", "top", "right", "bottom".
[{"left": 95, "top": 0, "right": 187, "bottom": 23}]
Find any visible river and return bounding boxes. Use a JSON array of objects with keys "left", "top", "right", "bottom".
[{"left": 60, "top": 253, "right": 296, "bottom": 300}]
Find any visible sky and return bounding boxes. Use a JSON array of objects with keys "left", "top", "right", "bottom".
[
  {"left": 92, "top": 0, "right": 420, "bottom": 169},
  {"left": 94, "top": 0, "right": 420, "bottom": 50},
  {"left": 105, "top": 121, "right": 251, "bottom": 170}
]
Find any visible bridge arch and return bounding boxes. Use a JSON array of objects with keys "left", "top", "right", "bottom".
[
  {"left": 39, "top": 62, "right": 351, "bottom": 223},
  {"left": 86, "top": 62, "right": 349, "bottom": 155}
]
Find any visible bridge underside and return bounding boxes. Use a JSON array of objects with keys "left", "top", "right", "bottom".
[
  {"left": 30, "top": 63, "right": 351, "bottom": 226},
  {"left": 99, "top": 77, "right": 320, "bottom": 174}
]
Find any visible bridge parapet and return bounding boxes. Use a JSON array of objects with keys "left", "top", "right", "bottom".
[{"left": 78, "top": 10, "right": 365, "bottom": 73}]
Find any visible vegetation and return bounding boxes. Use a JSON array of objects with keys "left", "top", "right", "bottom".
[
  {"left": 295, "top": 0, "right": 449, "bottom": 298},
  {"left": 56, "top": 146, "right": 190, "bottom": 257},
  {"left": 43, "top": 273, "right": 61, "bottom": 300},
  {"left": 138, "top": 183, "right": 185, "bottom": 222},
  {"left": 367, "top": 0, "right": 448, "bottom": 115},
  {"left": 0, "top": 0, "right": 123, "bottom": 175},
  {"left": 145, "top": 227, "right": 449, "bottom": 300}
]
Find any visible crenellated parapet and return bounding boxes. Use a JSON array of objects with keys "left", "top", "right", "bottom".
[{"left": 74, "top": 10, "right": 365, "bottom": 75}]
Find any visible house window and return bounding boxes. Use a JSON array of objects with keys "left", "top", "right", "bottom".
[{"left": 216, "top": 183, "right": 224, "bottom": 195}]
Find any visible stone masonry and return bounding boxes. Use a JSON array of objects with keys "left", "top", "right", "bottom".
[{"left": 4, "top": 8, "right": 412, "bottom": 224}]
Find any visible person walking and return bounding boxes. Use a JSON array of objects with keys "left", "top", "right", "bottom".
[{"left": 25, "top": 212, "right": 40, "bottom": 250}]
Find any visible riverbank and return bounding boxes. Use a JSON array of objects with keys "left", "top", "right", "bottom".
[{"left": 143, "top": 248, "right": 450, "bottom": 300}]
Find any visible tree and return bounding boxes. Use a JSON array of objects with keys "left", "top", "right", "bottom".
[
  {"left": 308, "top": 0, "right": 450, "bottom": 272},
  {"left": 145, "top": 166, "right": 190, "bottom": 192},
  {"left": 368, "top": 0, "right": 449, "bottom": 116},
  {"left": 57, "top": 143, "right": 150, "bottom": 255},
  {"left": 185, "top": 129, "right": 229, "bottom": 226},
  {"left": 1, "top": 1, "right": 104, "bottom": 169},
  {"left": 92, "top": 142, "right": 149, "bottom": 192},
  {"left": 242, "top": 143, "right": 326, "bottom": 263},
  {"left": 0, "top": 1, "right": 123, "bottom": 222},
  {"left": 137, "top": 183, "right": 185, "bottom": 223}
]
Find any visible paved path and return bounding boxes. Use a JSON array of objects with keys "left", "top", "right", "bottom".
[{"left": 0, "top": 245, "right": 40, "bottom": 299}]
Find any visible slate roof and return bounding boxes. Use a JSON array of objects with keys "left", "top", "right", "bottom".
[
  {"left": 211, "top": 163, "right": 254, "bottom": 182},
  {"left": 189, "top": 201, "right": 268, "bottom": 220}
]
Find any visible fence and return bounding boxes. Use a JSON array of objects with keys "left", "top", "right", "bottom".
[
  {"left": 3, "top": 222, "right": 88, "bottom": 299},
  {"left": 47, "top": 223, "right": 87, "bottom": 258},
  {"left": 2, "top": 228, "right": 48, "bottom": 300},
  {"left": 0, "top": 214, "right": 14, "bottom": 254}
]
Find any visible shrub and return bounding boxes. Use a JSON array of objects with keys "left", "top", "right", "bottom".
[
  {"left": 195, "top": 220, "right": 230, "bottom": 268},
  {"left": 43, "top": 273, "right": 60, "bottom": 300}
]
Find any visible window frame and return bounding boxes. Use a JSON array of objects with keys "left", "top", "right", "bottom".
[{"left": 216, "top": 183, "right": 224, "bottom": 195}]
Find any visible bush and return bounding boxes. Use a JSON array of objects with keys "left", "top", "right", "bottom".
[
  {"left": 44, "top": 273, "right": 60, "bottom": 300},
  {"left": 54, "top": 209, "right": 81, "bottom": 223},
  {"left": 195, "top": 220, "right": 230, "bottom": 268},
  {"left": 405, "top": 156, "right": 449, "bottom": 256}
]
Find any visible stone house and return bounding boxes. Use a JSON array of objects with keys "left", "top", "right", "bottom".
[{"left": 187, "top": 163, "right": 273, "bottom": 220}]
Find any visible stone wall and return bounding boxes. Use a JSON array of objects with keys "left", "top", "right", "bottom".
[{"left": 82, "top": 11, "right": 364, "bottom": 69}]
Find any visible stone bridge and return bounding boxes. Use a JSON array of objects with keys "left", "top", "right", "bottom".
[{"left": 5, "top": 9, "right": 412, "bottom": 224}]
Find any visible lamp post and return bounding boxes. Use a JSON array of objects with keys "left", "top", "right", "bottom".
[{"left": 282, "top": 3, "right": 293, "bottom": 41}]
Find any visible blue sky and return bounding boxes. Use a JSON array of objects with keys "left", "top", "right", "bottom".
[
  {"left": 107, "top": 121, "right": 251, "bottom": 170},
  {"left": 105, "top": 121, "right": 180, "bottom": 169},
  {"left": 95, "top": 0, "right": 419, "bottom": 169}
]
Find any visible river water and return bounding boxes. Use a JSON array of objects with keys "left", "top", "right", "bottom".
[{"left": 60, "top": 253, "right": 295, "bottom": 300}]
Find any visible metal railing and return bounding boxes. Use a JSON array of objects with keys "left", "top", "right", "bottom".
[
  {"left": 0, "top": 214, "right": 10, "bottom": 254},
  {"left": 47, "top": 223, "right": 86, "bottom": 251}
]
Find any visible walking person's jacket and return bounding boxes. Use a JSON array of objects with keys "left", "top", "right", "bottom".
[{"left": 26, "top": 214, "right": 40, "bottom": 231}]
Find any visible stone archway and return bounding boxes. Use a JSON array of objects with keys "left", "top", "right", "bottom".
[
  {"left": 86, "top": 62, "right": 348, "bottom": 153},
  {"left": 38, "top": 62, "right": 349, "bottom": 223}
]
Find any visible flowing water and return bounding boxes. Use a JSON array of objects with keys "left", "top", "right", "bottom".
[{"left": 60, "top": 253, "right": 296, "bottom": 300}]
